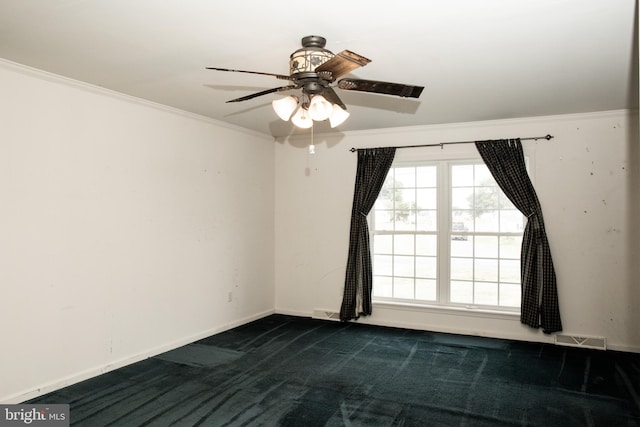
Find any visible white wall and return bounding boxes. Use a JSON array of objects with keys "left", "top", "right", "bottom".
[
  {"left": 275, "top": 110, "right": 640, "bottom": 352},
  {"left": 0, "top": 61, "right": 275, "bottom": 403}
]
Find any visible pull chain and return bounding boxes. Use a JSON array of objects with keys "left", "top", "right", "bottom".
[{"left": 309, "top": 123, "right": 315, "bottom": 154}]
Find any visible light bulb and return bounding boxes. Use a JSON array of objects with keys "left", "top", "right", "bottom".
[
  {"left": 329, "top": 105, "right": 350, "bottom": 128},
  {"left": 309, "top": 144, "right": 315, "bottom": 154},
  {"left": 272, "top": 96, "right": 298, "bottom": 121},
  {"left": 291, "top": 107, "right": 313, "bottom": 129},
  {"left": 308, "top": 95, "right": 334, "bottom": 121}
]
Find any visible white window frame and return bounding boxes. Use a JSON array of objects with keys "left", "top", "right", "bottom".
[{"left": 370, "top": 147, "right": 533, "bottom": 316}]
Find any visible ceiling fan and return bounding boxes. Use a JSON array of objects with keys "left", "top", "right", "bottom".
[{"left": 206, "top": 35, "right": 424, "bottom": 129}]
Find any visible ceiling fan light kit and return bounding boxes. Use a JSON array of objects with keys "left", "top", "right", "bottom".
[
  {"left": 207, "top": 35, "right": 424, "bottom": 130},
  {"left": 308, "top": 95, "right": 333, "bottom": 121},
  {"left": 328, "top": 105, "right": 350, "bottom": 128},
  {"left": 291, "top": 106, "right": 313, "bottom": 129},
  {"left": 272, "top": 95, "right": 299, "bottom": 121}
]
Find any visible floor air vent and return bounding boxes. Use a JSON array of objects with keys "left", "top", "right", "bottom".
[
  {"left": 312, "top": 309, "right": 340, "bottom": 321},
  {"left": 555, "top": 334, "right": 606, "bottom": 350}
]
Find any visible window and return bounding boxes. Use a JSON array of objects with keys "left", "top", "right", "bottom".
[{"left": 371, "top": 159, "right": 524, "bottom": 312}]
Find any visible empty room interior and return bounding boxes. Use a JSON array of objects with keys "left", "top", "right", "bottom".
[{"left": 1, "top": 1, "right": 639, "bottom": 425}]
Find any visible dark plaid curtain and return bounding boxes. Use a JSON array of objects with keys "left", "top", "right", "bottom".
[
  {"left": 475, "top": 139, "right": 562, "bottom": 333},
  {"left": 340, "top": 147, "right": 396, "bottom": 321}
]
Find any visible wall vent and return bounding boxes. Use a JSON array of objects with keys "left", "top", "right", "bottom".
[
  {"left": 555, "top": 334, "right": 606, "bottom": 350},
  {"left": 312, "top": 309, "right": 340, "bottom": 321}
]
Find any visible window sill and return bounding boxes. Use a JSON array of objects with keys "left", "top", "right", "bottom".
[{"left": 372, "top": 300, "right": 521, "bottom": 321}]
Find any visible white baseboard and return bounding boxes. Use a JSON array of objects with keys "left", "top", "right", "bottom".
[
  {"left": 343, "top": 313, "right": 550, "bottom": 345},
  {"left": 2, "top": 309, "right": 275, "bottom": 404},
  {"left": 606, "top": 343, "right": 640, "bottom": 353},
  {"left": 274, "top": 308, "right": 312, "bottom": 318}
]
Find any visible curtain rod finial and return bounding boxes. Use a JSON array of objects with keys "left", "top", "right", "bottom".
[
  {"left": 349, "top": 147, "right": 357, "bottom": 152},
  {"left": 546, "top": 134, "right": 553, "bottom": 140}
]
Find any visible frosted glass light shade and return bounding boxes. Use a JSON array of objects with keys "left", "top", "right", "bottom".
[
  {"left": 329, "top": 105, "right": 350, "bottom": 128},
  {"left": 291, "top": 107, "right": 313, "bottom": 129},
  {"left": 308, "top": 95, "right": 333, "bottom": 121},
  {"left": 272, "top": 96, "right": 298, "bottom": 121}
]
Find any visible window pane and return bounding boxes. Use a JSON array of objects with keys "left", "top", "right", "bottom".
[
  {"left": 475, "top": 210, "right": 499, "bottom": 232},
  {"left": 416, "top": 279, "right": 436, "bottom": 301},
  {"left": 451, "top": 236, "right": 473, "bottom": 257},
  {"left": 374, "top": 255, "right": 392, "bottom": 276},
  {"left": 416, "top": 256, "right": 437, "bottom": 279},
  {"left": 500, "top": 259, "right": 520, "bottom": 283},
  {"left": 394, "top": 168, "right": 415, "bottom": 189},
  {"left": 452, "top": 187, "right": 473, "bottom": 209},
  {"left": 417, "top": 166, "right": 436, "bottom": 187},
  {"left": 394, "top": 235, "right": 414, "bottom": 255},
  {"left": 416, "top": 210, "right": 437, "bottom": 231},
  {"left": 452, "top": 210, "right": 474, "bottom": 232},
  {"left": 500, "top": 236, "right": 521, "bottom": 259},
  {"left": 474, "top": 164, "right": 493, "bottom": 185},
  {"left": 500, "top": 210, "right": 524, "bottom": 232},
  {"left": 451, "top": 257, "right": 473, "bottom": 280},
  {"left": 394, "top": 211, "right": 415, "bottom": 231},
  {"left": 452, "top": 165, "right": 473, "bottom": 186},
  {"left": 475, "top": 236, "right": 498, "bottom": 258},
  {"left": 475, "top": 282, "right": 498, "bottom": 305},
  {"left": 373, "top": 276, "right": 393, "bottom": 298},
  {"left": 374, "top": 235, "right": 392, "bottom": 254},
  {"left": 416, "top": 188, "right": 436, "bottom": 209},
  {"left": 474, "top": 259, "right": 498, "bottom": 282},
  {"left": 451, "top": 281, "right": 472, "bottom": 303},
  {"left": 374, "top": 210, "right": 394, "bottom": 231},
  {"left": 474, "top": 186, "right": 499, "bottom": 210},
  {"left": 397, "top": 189, "right": 415, "bottom": 206},
  {"left": 375, "top": 187, "right": 395, "bottom": 210},
  {"left": 373, "top": 198, "right": 387, "bottom": 211},
  {"left": 416, "top": 234, "right": 437, "bottom": 256},
  {"left": 394, "top": 278, "right": 414, "bottom": 299},
  {"left": 394, "top": 255, "right": 414, "bottom": 277},
  {"left": 500, "top": 283, "right": 521, "bottom": 307}
]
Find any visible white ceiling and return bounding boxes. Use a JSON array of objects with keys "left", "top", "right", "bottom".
[{"left": 0, "top": 0, "right": 636, "bottom": 138}]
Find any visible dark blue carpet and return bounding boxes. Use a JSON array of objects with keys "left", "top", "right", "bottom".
[{"left": 29, "top": 314, "right": 640, "bottom": 426}]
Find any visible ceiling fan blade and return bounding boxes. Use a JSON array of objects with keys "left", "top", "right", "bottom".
[
  {"left": 338, "top": 78, "right": 424, "bottom": 98},
  {"left": 315, "top": 50, "right": 371, "bottom": 80},
  {"left": 226, "top": 85, "right": 298, "bottom": 103},
  {"left": 206, "top": 67, "right": 293, "bottom": 81},
  {"left": 322, "top": 87, "right": 347, "bottom": 111}
]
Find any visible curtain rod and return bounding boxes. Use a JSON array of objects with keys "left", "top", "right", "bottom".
[{"left": 348, "top": 134, "right": 554, "bottom": 152}]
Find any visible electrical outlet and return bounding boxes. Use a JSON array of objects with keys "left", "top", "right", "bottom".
[{"left": 227, "top": 291, "right": 233, "bottom": 302}]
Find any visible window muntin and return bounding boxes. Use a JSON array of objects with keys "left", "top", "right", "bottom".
[{"left": 371, "top": 160, "right": 523, "bottom": 311}]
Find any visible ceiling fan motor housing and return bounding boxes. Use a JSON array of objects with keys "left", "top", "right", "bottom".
[
  {"left": 289, "top": 35, "right": 334, "bottom": 76},
  {"left": 289, "top": 36, "right": 335, "bottom": 97}
]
